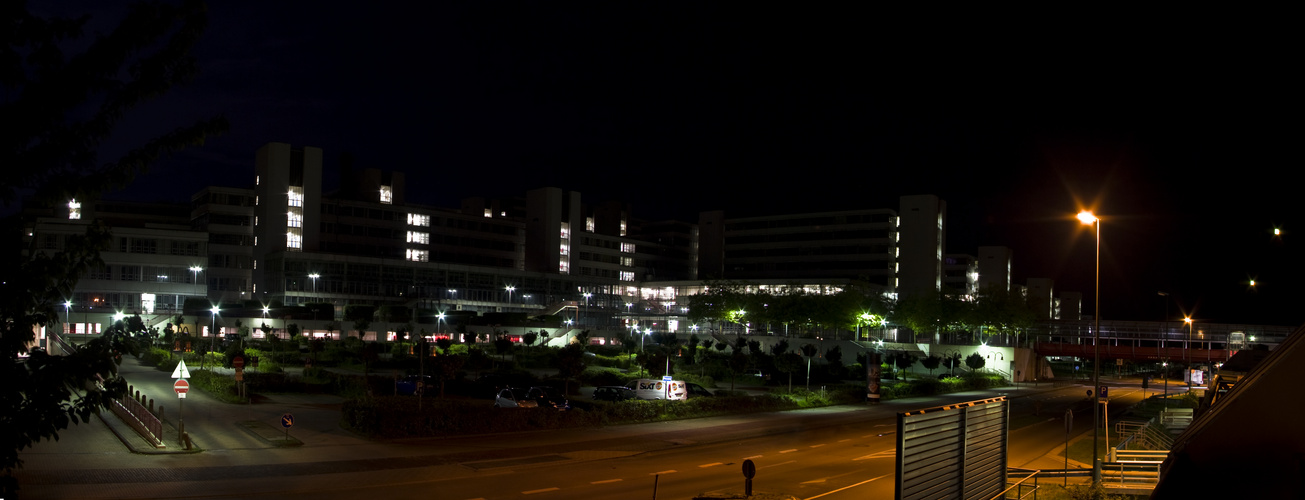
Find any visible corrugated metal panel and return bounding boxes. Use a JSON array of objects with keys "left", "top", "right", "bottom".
[{"left": 896, "top": 397, "right": 1007, "bottom": 500}]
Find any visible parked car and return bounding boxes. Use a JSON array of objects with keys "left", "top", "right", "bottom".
[
  {"left": 592, "top": 386, "right": 638, "bottom": 402},
  {"left": 685, "top": 382, "right": 714, "bottom": 398},
  {"left": 528, "top": 386, "right": 571, "bottom": 411},
  {"left": 395, "top": 375, "right": 433, "bottom": 396},
  {"left": 494, "top": 387, "right": 539, "bottom": 408}
]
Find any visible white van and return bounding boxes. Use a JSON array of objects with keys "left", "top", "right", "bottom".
[{"left": 625, "top": 379, "right": 688, "bottom": 401}]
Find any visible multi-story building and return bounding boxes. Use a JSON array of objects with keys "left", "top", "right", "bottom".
[
  {"left": 23, "top": 142, "right": 1050, "bottom": 342},
  {"left": 25, "top": 198, "right": 208, "bottom": 336}
]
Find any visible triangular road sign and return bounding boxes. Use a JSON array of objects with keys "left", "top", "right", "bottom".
[{"left": 171, "top": 360, "right": 191, "bottom": 379}]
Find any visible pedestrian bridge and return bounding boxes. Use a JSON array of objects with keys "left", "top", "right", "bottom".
[{"left": 1028, "top": 319, "right": 1293, "bottom": 362}]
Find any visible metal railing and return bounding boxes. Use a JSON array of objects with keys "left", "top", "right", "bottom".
[
  {"left": 1099, "top": 461, "right": 1161, "bottom": 487},
  {"left": 108, "top": 394, "right": 164, "bottom": 448},
  {"left": 994, "top": 468, "right": 1042, "bottom": 500}
]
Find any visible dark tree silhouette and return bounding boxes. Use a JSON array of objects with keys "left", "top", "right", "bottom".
[{"left": 1, "top": 2, "right": 227, "bottom": 492}]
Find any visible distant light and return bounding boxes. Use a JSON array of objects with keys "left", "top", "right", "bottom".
[
  {"left": 1250, "top": 280, "right": 1257, "bottom": 287},
  {"left": 1274, "top": 228, "right": 1281, "bottom": 236},
  {"left": 1076, "top": 211, "right": 1098, "bottom": 225}
]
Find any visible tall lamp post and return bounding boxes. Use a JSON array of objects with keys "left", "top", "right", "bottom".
[
  {"left": 1184, "top": 317, "right": 1194, "bottom": 387},
  {"left": 582, "top": 292, "right": 592, "bottom": 328},
  {"left": 1077, "top": 210, "right": 1102, "bottom": 473},
  {"left": 505, "top": 285, "right": 515, "bottom": 308},
  {"left": 209, "top": 306, "right": 220, "bottom": 367}
]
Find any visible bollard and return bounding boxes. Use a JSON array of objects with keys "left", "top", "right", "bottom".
[{"left": 148, "top": 398, "right": 154, "bottom": 412}]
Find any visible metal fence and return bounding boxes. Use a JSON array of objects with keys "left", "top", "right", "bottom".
[{"left": 108, "top": 393, "right": 164, "bottom": 448}]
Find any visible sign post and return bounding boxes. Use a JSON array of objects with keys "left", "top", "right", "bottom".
[
  {"left": 282, "top": 413, "right": 293, "bottom": 441},
  {"left": 171, "top": 360, "right": 190, "bottom": 442},
  {"left": 742, "top": 459, "right": 756, "bottom": 496},
  {"left": 1064, "top": 409, "right": 1073, "bottom": 486}
]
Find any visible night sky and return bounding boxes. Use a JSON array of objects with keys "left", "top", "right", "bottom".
[{"left": 38, "top": 3, "right": 1301, "bottom": 326}]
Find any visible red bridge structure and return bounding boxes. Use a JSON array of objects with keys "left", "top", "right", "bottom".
[{"left": 1026, "top": 320, "right": 1294, "bottom": 363}]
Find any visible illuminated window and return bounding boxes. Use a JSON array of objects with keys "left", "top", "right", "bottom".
[
  {"left": 484, "top": 208, "right": 492, "bottom": 218},
  {"left": 407, "top": 213, "right": 430, "bottom": 226},
  {"left": 287, "top": 211, "right": 303, "bottom": 228},
  {"left": 68, "top": 199, "right": 81, "bottom": 220},
  {"left": 287, "top": 232, "right": 302, "bottom": 250},
  {"left": 621, "top": 257, "right": 633, "bottom": 267},
  {"left": 559, "top": 260, "right": 570, "bottom": 274},
  {"left": 407, "top": 231, "right": 429, "bottom": 244},
  {"left": 287, "top": 188, "right": 304, "bottom": 207},
  {"left": 620, "top": 242, "right": 635, "bottom": 253},
  {"left": 379, "top": 186, "right": 393, "bottom": 204},
  {"left": 255, "top": 175, "right": 260, "bottom": 186},
  {"left": 586, "top": 217, "right": 595, "bottom": 232},
  {"left": 620, "top": 220, "right": 627, "bottom": 236},
  {"left": 620, "top": 271, "right": 634, "bottom": 282},
  {"left": 407, "top": 249, "right": 428, "bottom": 262},
  {"left": 559, "top": 243, "right": 569, "bottom": 256}
]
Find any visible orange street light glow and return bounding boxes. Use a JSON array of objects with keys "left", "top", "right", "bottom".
[{"left": 1077, "top": 211, "right": 1098, "bottom": 225}]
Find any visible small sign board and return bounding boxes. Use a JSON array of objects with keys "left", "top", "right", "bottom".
[
  {"left": 282, "top": 413, "right": 294, "bottom": 428},
  {"left": 171, "top": 360, "right": 191, "bottom": 379},
  {"left": 662, "top": 375, "right": 673, "bottom": 382},
  {"left": 1098, "top": 385, "right": 1109, "bottom": 401},
  {"left": 233, "top": 356, "right": 245, "bottom": 369},
  {"left": 174, "top": 379, "right": 190, "bottom": 398}
]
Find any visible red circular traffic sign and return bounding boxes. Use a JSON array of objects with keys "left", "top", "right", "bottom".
[
  {"left": 233, "top": 356, "right": 245, "bottom": 369},
  {"left": 174, "top": 379, "right": 190, "bottom": 394}
]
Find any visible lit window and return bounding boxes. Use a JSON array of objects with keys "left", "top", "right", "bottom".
[
  {"left": 68, "top": 199, "right": 81, "bottom": 220},
  {"left": 379, "top": 186, "right": 393, "bottom": 204},
  {"left": 407, "top": 249, "right": 428, "bottom": 262},
  {"left": 559, "top": 261, "right": 570, "bottom": 274},
  {"left": 620, "top": 271, "right": 634, "bottom": 282},
  {"left": 586, "top": 217, "right": 595, "bottom": 232},
  {"left": 407, "top": 213, "right": 430, "bottom": 226},
  {"left": 484, "top": 209, "right": 492, "bottom": 218},
  {"left": 621, "top": 242, "right": 635, "bottom": 253},
  {"left": 287, "top": 232, "right": 302, "bottom": 250},
  {"left": 407, "top": 231, "right": 429, "bottom": 244},
  {"left": 287, "top": 188, "right": 304, "bottom": 207},
  {"left": 621, "top": 257, "right": 633, "bottom": 267},
  {"left": 559, "top": 243, "right": 569, "bottom": 256},
  {"left": 255, "top": 175, "right": 260, "bottom": 186},
  {"left": 620, "top": 220, "right": 627, "bottom": 236},
  {"left": 287, "top": 211, "right": 303, "bottom": 228}
]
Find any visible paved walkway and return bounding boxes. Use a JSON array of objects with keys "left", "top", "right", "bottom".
[{"left": 13, "top": 358, "right": 1093, "bottom": 498}]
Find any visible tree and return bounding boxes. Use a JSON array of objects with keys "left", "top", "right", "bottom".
[
  {"left": 774, "top": 351, "right": 804, "bottom": 392},
  {"left": 965, "top": 352, "right": 986, "bottom": 372},
  {"left": 892, "top": 352, "right": 918, "bottom": 379},
  {"left": 556, "top": 343, "right": 587, "bottom": 395},
  {"left": 1, "top": 2, "right": 226, "bottom": 492},
  {"left": 521, "top": 331, "right": 538, "bottom": 347},
  {"left": 921, "top": 354, "right": 942, "bottom": 375}
]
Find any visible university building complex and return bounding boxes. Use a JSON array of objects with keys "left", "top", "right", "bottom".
[{"left": 24, "top": 143, "right": 1071, "bottom": 344}]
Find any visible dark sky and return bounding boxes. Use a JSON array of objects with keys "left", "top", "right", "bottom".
[{"left": 43, "top": 3, "right": 1302, "bottom": 326}]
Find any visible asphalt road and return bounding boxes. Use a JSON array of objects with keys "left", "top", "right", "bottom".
[{"left": 14, "top": 358, "right": 1157, "bottom": 499}]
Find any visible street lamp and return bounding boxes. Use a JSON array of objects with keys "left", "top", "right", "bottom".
[
  {"left": 582, "top": 292, "right": 592, "bottom": 327},
  {"left": 505, "top": 285, "right": 515, "bottom": 306},
  {"left": 308, "top": 273, "right": 320, "bottom": 296},
  {"left": 1184, "top": 317, "right": 1194, "bottom": 388},
  {"left": 1077, "top": 210, "right": 1103, "bottom": 471},
  {"left": 209, "top": 306, "right": 220, "bottom": 365},
  {"left": 63, "top": 300, "right": 72, "bottom": 337}
]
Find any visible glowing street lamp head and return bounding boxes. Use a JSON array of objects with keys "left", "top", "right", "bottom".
[
  {"left": 1076, "top": 211, "right": 1098, "bottom": 225},
  {"left": 1184, "top": 317, "right": 1193, "bottom": 324}
]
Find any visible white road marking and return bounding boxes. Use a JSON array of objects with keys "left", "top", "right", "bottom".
[
  {"left": 804, "top": 473, "right": 891, "bottom": 499},
  {"left": 853, "top": 450, "right": 896, "bottom": 461},
  {"left": 779, "top": 449, "right": 798, "bottom": 454},
  {"left": 590, "top": 479, "right": 623, "bottom": 484},
  {"left": 699, "top": 463, "right": 723, "bottom": 468},
  {"left": 744, "top": 455, "right": 764, "bottom": 460},
  {"left": 650, "top": 470, "right": 677, "bottom": 475},
  {"left": 759, "top": 460, "right": 795, "bottom": 469},
  {"left": 809, "top": 444, "right": 826, "bottom": 448},
  {"left": 838, "top": 439, "right": 851, "bottom": 443},
  {"left": 522, "top": 487, "right": 559, "bottom": 494}
]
